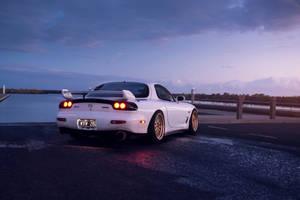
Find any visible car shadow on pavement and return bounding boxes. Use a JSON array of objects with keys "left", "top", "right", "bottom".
[{"left": 63, "top": 131, "right": 194, "bottom": 150}]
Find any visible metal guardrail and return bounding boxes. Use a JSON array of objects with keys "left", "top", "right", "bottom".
[
  {"left": 185, "top": 92, "right": 300, "bottom": 119},
  {"left": 192, "top": 99, "right": 300, "bottom": 108}
]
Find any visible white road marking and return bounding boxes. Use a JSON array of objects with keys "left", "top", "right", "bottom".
[
  {"left": 203, "top": 137, "right": 234, "bottom": 146},
  {"left": 207, "top": 125, "right": 228, "bottom": 131},
  {"left": 0, "top": 140, "right": 46, "bottom": 151},
  {"left": 178, "top": 136, "right": 233, "bottom": 146},
  {"left": 247, "top": 133, "right": 278, "bottom": 140}
]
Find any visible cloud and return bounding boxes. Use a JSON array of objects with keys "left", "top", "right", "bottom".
[
  {"left": 72, "top": 54, "right": 97, "bottom": 59},
  {"left": 0, "top": 64, "right": 86, "bottom": 76},
  {"left": 1, "top": 0, "right": 300, "bottom": 52},
  {"left": 162, "top": 77, "right": 300, "bottom": 96},
  {"left": 0, "top": 64, "right": 144, "bottom": 90},
  {"left": 193, "top": 77, "right": 300, "bottom": 96},
  {"left": 220, "top": 65, "right": 235, "bottom": 69},
  {"left": 0, "top": 64, "right": 64, "bottom": 73}
]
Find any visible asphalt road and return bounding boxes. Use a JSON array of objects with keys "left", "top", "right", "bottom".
[{"left": 0, "top": 123, "right": 299, "bottom": 200}]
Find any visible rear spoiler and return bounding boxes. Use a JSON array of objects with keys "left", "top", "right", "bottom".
[{"left": 61, "top": 89, "right": 136, "bottom": 102}]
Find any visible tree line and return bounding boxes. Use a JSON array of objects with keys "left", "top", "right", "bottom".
[
  {"left": 1, "top": 88, "right": 60, "bottom": 94},
  {"left": 174, "top": 92, "right": 300, "bottom": 104},
  {"left": 3, "top": 88, "right": 300, "bottom": 104}
]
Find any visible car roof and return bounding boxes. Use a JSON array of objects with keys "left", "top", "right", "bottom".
[{"left": 94, "top": 81, "right": 159, "bottom": 99}]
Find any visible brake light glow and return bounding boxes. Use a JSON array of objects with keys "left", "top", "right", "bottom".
[
  {"left": 112, "top": 101, "right": 138, "bottom": 111},
  {"left": 113, "top": 102, "right": 127, "bottom": 110},
  {"left": 113, "top": 102, "right": 120, "bottom": 109},
  {"left": 120, "top": 103, "right": 126, "bottom": 109},
  {"left": 60, "top": 101, "right": 73, "bottom": 109},
  {"left": 68, "top": 101, "right": 72, "bottom": 107}
]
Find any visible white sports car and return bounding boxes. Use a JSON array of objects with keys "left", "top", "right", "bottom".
[{"left": 57, "top": 82, "right": 199, "bottom": 143}]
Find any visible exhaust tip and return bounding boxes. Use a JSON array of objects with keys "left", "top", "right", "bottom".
[{"left": 116, "top": 131, "right": 127, "bottom": 141}]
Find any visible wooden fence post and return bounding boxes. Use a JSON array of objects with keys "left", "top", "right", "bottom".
[
  {"left": 191, "top": 88, "right": 195, "bottom": 104},
  {"left": 270, "top": 97, "right": 276, "bottom": 119},
  {"left": 236, "top": 95, "right": 244, "bottom": 120}
]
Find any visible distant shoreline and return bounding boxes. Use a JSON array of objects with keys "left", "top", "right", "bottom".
[
  {"left": 3, "top": 89, "right": 300, "bottom": 105},
  {"left": 2, "top": 89, "right": 61, "bottom": 94}
]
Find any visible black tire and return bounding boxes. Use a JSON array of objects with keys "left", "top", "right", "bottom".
[
  {"left": 188, "top": 109, "right": 199, "bottom": 135},
  {"left": 148, "top": 111, "right": 165, "bottom": 144}
]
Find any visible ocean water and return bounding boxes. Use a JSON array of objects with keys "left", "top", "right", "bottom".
[
  {"left": 2, "top": 94, "right": 300, "bottom": 123},
  {"left": 0, "top": 94, "right": 64, "bottom": 123}
]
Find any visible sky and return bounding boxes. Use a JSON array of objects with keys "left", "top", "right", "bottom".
[{"left": 1, "top": 0, "right": 300, "bottom": 95}]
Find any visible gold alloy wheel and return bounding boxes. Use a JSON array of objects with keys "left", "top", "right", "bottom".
[
  {"left": 154, "top": 113, "right": 165, "bottom": 140},
  {"left": 192, "top": 111, "right": 199, "bottom": 132}
]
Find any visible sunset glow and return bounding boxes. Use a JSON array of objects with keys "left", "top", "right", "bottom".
[{"left": 1, "top": 0, "right": 300, "bottom": 95}]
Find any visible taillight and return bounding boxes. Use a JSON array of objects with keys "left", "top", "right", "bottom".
[
  {"left": 59, "top": 101, "right": 73, "bottom": 109},
  {"left": 112, "top": 101, "right": 137, "bottom": 111},
  {"left": 120, "top": 103, "right": 126, "bottom": 109},
  {"left": 113, "top": 102, "right": 120, "bottom": 109},
  {"left": 113, "top": 102, "right": 126, "bottom": 110}
]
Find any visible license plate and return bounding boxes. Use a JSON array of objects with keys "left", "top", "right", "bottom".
[{"left": 77, "top": 119, "right": 97, "bottom": 130}]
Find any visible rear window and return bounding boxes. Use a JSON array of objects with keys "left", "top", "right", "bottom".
[{"left": 93, "top": 82, "right": 149, "bottom": 98}]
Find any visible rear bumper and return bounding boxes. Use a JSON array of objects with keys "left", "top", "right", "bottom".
[
  {"left": 59, "top": 127, "right": 129, "bottom": 135},
  {"left": 56, "top": 110, "right": 148, "bottom": 134}
]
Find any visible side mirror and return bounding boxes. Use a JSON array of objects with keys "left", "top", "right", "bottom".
[{"left": 176, "top": 95, "right": 185, "bottom": 102}]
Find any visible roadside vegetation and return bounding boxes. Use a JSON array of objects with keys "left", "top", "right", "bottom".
[
  {"left": 3, "top": 89, "right": 300, "bottom": 105},
  {"left": 1, "top": 88, "right": 60, "bottom": 94},
  {"left": 174, "top": 92, "right": 300, "bottom": 105}
]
